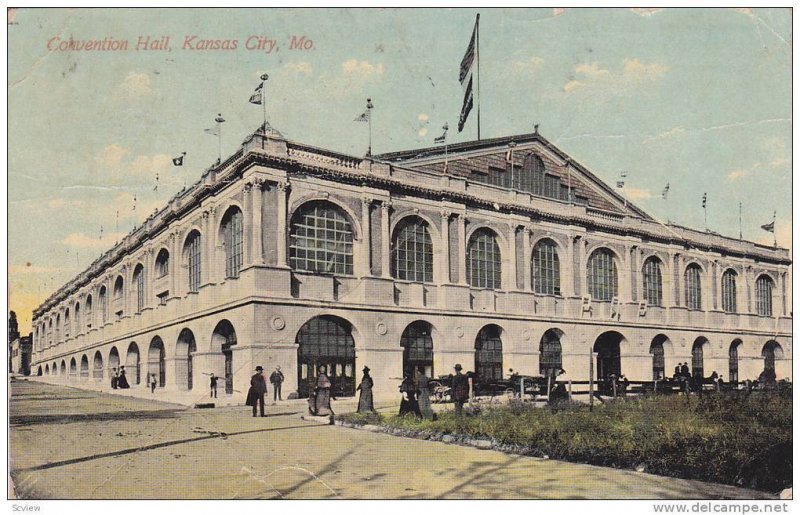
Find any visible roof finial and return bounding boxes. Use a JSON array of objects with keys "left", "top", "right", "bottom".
[{"left": 534, "top": 123, "right": 540, "bottom": 135}]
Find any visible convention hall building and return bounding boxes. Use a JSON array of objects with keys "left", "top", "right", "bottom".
[{"left": 30, "top": 125, "right": 792, "bottom": 400}]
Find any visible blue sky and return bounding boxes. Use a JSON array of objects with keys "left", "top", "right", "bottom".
[{"left": 8, "top": 8, "right": 792, "bottom": 332}]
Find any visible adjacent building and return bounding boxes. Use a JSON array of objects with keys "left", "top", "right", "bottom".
[{"left": 30, "top": 125, "right": 792, "bottom": 401}]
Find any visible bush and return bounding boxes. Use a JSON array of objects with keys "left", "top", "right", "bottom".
[{"left": 350, "top": 393, "right": 791, "bottom": 492}]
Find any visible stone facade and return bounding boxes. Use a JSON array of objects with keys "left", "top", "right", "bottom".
[{"left": 30, "top": 128, "right": 792, "bottom": 401}]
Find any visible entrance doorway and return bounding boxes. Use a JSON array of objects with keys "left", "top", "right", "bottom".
[
  {"left": 212, "top": 320, "right": 237, "bottom": 395},
  {"left": 593, "top": 331, "right": 623, "bottom": 380},
  {"left": 400, "top": 321, "right": 434, "bottom": 378},
  {"left": 296, "top": 316, "right": 356, "bottom": 398}
]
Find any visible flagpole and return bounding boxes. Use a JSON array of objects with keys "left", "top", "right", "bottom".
[
  {"left": 476, "top": 13, "right": 481, "bottom": 141},
  {"left": 367, "top": 98, "right": 373, "bottom": 156},
  {"left": 738, "top": 202, "right": 743, "bottom": 240},
  {"left": 261, "top": 73, "right": 269, "bottom": 133},
  {"left": 773, "top": 210, "right": 777, "bottom": 247}
]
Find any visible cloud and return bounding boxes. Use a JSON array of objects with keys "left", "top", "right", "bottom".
[
  {"left": 733, "top": 8, "right": 755, "bottom": 18},
  {"left": 96, "top": 144, "right": 130, "bottom": 169},
  {"left": 284, "top": 61, "right": 313, "bottom": 76},
  {"left": 417, "top": 113, "right": 429, "bottom": 123},
  {"left": 46, "top": 198, "right": 85, "bottom": 210},
  {"left": 114, "top": 71, "right": 152, "bottom": 100},
  {"left": 630, "top": 8, "right": 664, "bottom": 17},
  {"left": 563, "top": 58, "right": 669, "bottom": 96},
  {"left": 62, "top": 231, "right": 128, "bottom": 249},
  {"left": 418, "top": 127, "right": 428, "bottom": 137},
  {"left": 769, "top": 157, "right": 790, "bottom": 169},
  {"left": 511, "top": 56, "right": 545, "bottom": 73},
  {"left": 8, "top": 264, "right": 64, "bottom": 275},
  {"left": 727, "top": 169, "right": 749, "bottom": 181},
  {"left": 553, "top": 8, "right": 568, "bottom": 17},
  {"left": 622, "top": 187, "right": 654, "bottom": 200},
  {"left": 341, "top": 59, "right": 384, "bottom": 79},
  {"left": 643, "top": 125, "right": 687, "bottom": 144}
]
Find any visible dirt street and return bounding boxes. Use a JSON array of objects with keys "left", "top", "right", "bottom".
[{"left": 9, "top": 379, "right": 772, "bottom": 500}]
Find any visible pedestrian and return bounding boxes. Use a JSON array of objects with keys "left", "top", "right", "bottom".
[
  {"left": 308, "top": 365, "right": 334, "bottom": 417},
  {"left": 398, "top": 373, "right": 420, "bottom": 417},
  {"left": 110, "top": 367, "right": 118, "bottom": 389},
  {"left": 452, "top": 364, "right": 469, "bottom": 418},
  {"left": 117, "top": 366, "right": 130, "bottom": 389},
  {"left": 246, "top": 366, "right": 267, "bottom": 417},
  {"left": 209, "top": 373, "right": 220, "bottom": 398},
  {"left": 416, "top": 369, "right": 435, "bottom": 420},
  {"left": 356, "top": 366, "right": 375, "bottom": 413},
  {"left": 673, "top": 364, "right": 681, "bottom": 380},
  {"left": 269, "top": 365, "right": 284, "bottom": 404},
  {"left": 149, "top": 373, "right": 157, "bottom": 393},
  {"left": 680, "top": 362, "right": 690, "bottom": 378}
]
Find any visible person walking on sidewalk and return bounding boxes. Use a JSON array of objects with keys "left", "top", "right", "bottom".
[
  {"left": 149, "top": 373, "right": 157, "bottom": 393},
  {"left": 209, "top": 373, "right": 220, "bottom": 398},
  {"left": 269, "top": 366, "right": 284, "bottom": 404},
  {"left": 246, "top": 366, "right": 267, "bottom": 417}
]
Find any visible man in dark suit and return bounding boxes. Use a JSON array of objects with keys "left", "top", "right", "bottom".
[
  {"left": 248, "top": 366, "right": 268, "bottom": 417},
  {"left": 452, "top": 364, "right": 470, "bottom": 418},
  {"left": 269, "top": 366, "right": 284, "bottom": 403}
]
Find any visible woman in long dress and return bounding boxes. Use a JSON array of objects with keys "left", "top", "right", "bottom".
[
  {"left": 117, "top": 367, "right": 130, "bottom": 389},
  {"left": 310, "top": 365, "right": 334, "bottom": 416},
  {"left": 416, "top": 370, "right": 435, "bottom": 420},
  {"left": 399, "top": 374, "right": 421, "bottom": 417},
  {"left": 356, "top": 366, "right": 375, "bottom": 413}
]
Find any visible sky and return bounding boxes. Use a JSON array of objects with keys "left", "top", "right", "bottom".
[{"left": 7, "top": 7, "right": 792, "bottom": 334}]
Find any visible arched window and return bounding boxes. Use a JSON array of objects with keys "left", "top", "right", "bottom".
[
  {"left": 85, "top": 295, "right": 93, "bottom": 329},
  {"left": 400, "top": 321, "right": 434, "bottom": 377},
  {"left": 64, "top": 309, "right": 70, "bottom": 338},
  {"left": 56, "top": 314, "right": 61, "bottom": 342},
  {"left": 721, "top": 269, "right": 737, "bottom": 313},
  {"left": 532, "top": 239, "right": 560, "bottom": 295},
  {"left": 691, "top": 338, "right": 707, "bottom": 377},
  {"left": 221, "top": 207, "right": 244, "bottom": 278},
  {"left": 99, "top": 286, "right": 108, "bottom": 324},
  {"left": 149, "top": 337, "right": 166, "bottom": 387},
  {"left": 762, "top": 341, "right": 782, "bottom": 375},
  {"left": 684, "top": 264, "right": 702, "bottom": 310},
  {"left": 392, "top": 217, "right": 434, "bottom": 283},
  {"left": 729, "top": 340, "right": 741, "bottom": 383},
  {"left": 650, "top": 335, "right": 667, "bottom": 380},
  {"left": 587, "top": 248, "right": 618, "bottom": 301},
  {"left": 474, "top": 325, "right": 503, "bottom": 381},
  {"left": 755, "top": 275, "right": 774, "bottom": 316},
  {"left": 184, "top": 231, "right": 202, "bottom": 292},
  {"left": 642, "top": 257, "right": 663, "bottom": 307},
  {"left": 133, "top": 264, "right": 145, "bottom": 313},
  {"left": 289, "top": 202, "right": 354, "bottom": 275},
  {"left": 539, "top": 329, "right": 563, "bottom": 377},
  {"left": 155, "top": 249, "right": 170, "bottom": 279},
  {"left": 467, "top": 228, "right": 501, "bottom": 289},
  {"left": 296, "top": 316, "right": 356, "bottom": 398},
  {"left": 74, "top": 302, "right": 81, "bottom": 332},
  {"left": 114, "top": 276, "right": 124, "bottom": 299}
]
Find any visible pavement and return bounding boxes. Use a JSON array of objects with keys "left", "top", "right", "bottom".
[{"left": 9, "top": 378, "right": 774, "bottom": 500}]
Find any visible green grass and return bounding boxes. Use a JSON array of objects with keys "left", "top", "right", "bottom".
[{"left": 338, "top": 392, "right": 792, "bottom": 492}]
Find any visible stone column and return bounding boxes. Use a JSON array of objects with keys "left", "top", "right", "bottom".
[
  {"left": 780, "top": 271, "right": 787, "bottom": 316},
  {"left": 250, "top": 179, "right": 265, "bottom": 266},
  {"left": 201, "top": 208, "right": 213, "bottom": 286},
  {"left": 361, "top": 197, "right": 372, "bottom": 276},
  {"left": 276, "top": 181, "right": 289, "bottom": 268},
  {"left": 439, "top": 210, "right": 451, "bottom": 284},
  {"left": 169, "top": 230, "right": 179, "bottom": 298},
  {"left": 577, "top": 237, "right": 587, "bottom": 297},
  {"left": 523, "top": 227, "right": 532, "bottom": 291},
  {"left": 143, "top": 248, "right": 154, "bottom": 309},
  {"left": 663, "top": 252, "right": 674, "bottom": 307},
  {"left": 457, "top": 214, "right": 468, "bottom": 285},
  {"left": 380, "top": 201, "right": 391, "bottom": 279},
  {"left": 507, "top": 223, "right": 518, "bottom": 290},
  {"left": 675, "top": 254, "right": 684, "bottom": 307}
]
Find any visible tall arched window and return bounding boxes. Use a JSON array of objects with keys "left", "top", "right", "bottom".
[
  {"left": 133, "top": 264, "right": 145, "bottom": 313},
  {"left": 684, "top": 264, "right": 702, "bottom": 310},
  {"left": 691, "top": 338, "right": 706, "bottom": 377},
  {"left": 642, "top": 257, "right": 663, "bottom": 306},
  {"left": 85, "top": 295, "right": 92, "bottom": 329},
  {"left": 755, "top": 275, "right": 774, "bottom": 316},
  {"left": 587, "top": 248, "right": 617, "bottom": 301},
  {"left": 721, "top": 269, "right": 737, "bottom": 313},
  {"left": 400, "top": 321, "right": 434, "bottom": 377},
  {"left": 650, "top": 335, "right": 668, "bottom": 380},
  {"left": 539, "top": 329, "right": 563, "bottom": 377},
  {"left": 99, "top": 286, "right": 108, "bottom": 324},
  {"left": 74, "top": 303, "right": 81, "bottom": 332},
  {"left": 155, "top": 249, "right": 170, "bottom": 279},
  {"left": 221, "top": 206, "right": 244, "bottom": 278},
  {"left": 64, "top": 309, "right": 70, "bottom": 338},
  {"left": 289, "top": 202, "right": 354, "bottom": 275},
  {"left": 474, "top": 325, "right": 503, "bottom": 380},
  {"left": 729, "top": 340, "right": 741, "bottom": 383},
  {"left": 184, "top": 231, "right": 202, "bottom": 292},
  {"left": 392, "top": 217, "right": 434, "bottom": 283},
  {"left": 467, "top": 228, "right": 501, "bottom": 289},
  {"left": 532, "top": 239, "right": 560, "bottom": 295}
]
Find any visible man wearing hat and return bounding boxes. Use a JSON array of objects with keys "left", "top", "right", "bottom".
[
  {"left": 452, "top": 364, "right": 470, "bottom": 418},
  {"left": 246, "top": 366, "right": 268, "bottom": 417},
  {"left": 269, "top": 365, "right": 285, "bottom": 404}
]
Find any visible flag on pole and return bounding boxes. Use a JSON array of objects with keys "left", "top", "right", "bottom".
[
  {"left": 204, "top": 126, "right": 219, "bottom": 137},
  {"left": 661, "top": 182, "right": 670, "bottom": 200},
  {"left": 458, "top": 17, "right": 478, "bottom": 133},
  {"left": 354, "top": 110, "right": 370, "bottom": 122},
  {"left": 702, "top": 192, "right": 707, "bottom": 209},
  {"left": 761, "top": 220, "right": 775, "bottom": 233},
  {"left": 172, "top": 152, "right": 186, "bottom": 166},
  {"left": 434, "top": 123, "right": 448, "bottom": 144},
  {"left": 249, "top": 82, "right": 263, "bottom": 105}
]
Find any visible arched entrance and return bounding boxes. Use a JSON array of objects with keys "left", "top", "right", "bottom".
[
  {"left": 108, "top": 347, "right": 120, "bottom": 375},
  {"left": 176, "top": 328, "right": 197, "bottom": 391},
  {"left": 475, "top": 325, "right": 504, "bottom": 381},
  {"left": 60, "top": 360, "right": 66, "bottom": 376},
  {"left": 296, "top": 315, "right": 356, "bottom": 399},
  {"left": 126, "top": 342, "right": 141, "bottom": 385},
  {"left": 691, "top": 337, "right": 709, "bottom": 377},
  {"left": 593, "top": 331, "right": 623, "bottom": 380},
  {"left": 93, "top": 351, "right": 104, "bottom": 381},
  {"left": 400, "top": 321, "right": 434, "bottom": 378},
  {"left": 729, "top": 339, "right": 742, "bottom": 383},
  {"left": 44, "top": 364, "right": 49, "bottom": 375},
  {"left": 650, "top": 334, "right": 669, "bottom": 380},
  {"left": 52, "top": 362, "right": 57, "bottom": 376},
  {"left": 761, "top": 341, "right": 783, "bottom": 380},
  {"left": 212, "top": 320, "right": 237, "bottom": 395},
  {"left": 539, "top": 328, "right": 564, "bottom": 378},
  {"left": 69, "top": 357, "right": 77, "bottom": 380},
  {"left": 149, "top": 337, "right": 166, "bottom": 388}
]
